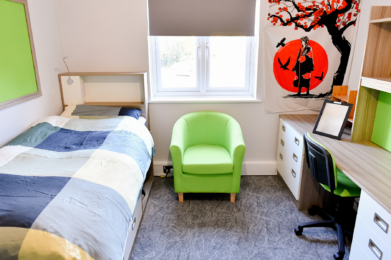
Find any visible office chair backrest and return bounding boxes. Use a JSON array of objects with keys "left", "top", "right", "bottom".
[{"left": 303, "top": 133, "right": 337, "bottom": 192}]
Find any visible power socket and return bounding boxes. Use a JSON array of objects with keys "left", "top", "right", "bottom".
[{"left": 163, "top": 166, "right": 173, "bottom": 177}]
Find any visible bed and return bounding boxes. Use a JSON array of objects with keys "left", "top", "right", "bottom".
[
  {"left": 0, "top": 115, "right": 154, "bottom": 260},
  {"left": 0, "top": 73, "right": 154, "bottom": 260}
]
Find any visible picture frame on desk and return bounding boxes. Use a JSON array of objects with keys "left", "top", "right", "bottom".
[{"left": 313, "top": 100, "right": 353, "bottom": 140}]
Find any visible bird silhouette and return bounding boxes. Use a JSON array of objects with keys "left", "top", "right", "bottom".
[
  {"left": 278, "top": 57, "right": 290, "bottom": 70},
  {"left": 315, "top": 72, "right": 324, "bottom": 81},
  {"left": 276, "top": 38, "right": 286, "bottom": 48}
]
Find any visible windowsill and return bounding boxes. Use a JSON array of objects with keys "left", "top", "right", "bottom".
[{"left": 149, "top": 96, "right": 262, "bottom": 104}]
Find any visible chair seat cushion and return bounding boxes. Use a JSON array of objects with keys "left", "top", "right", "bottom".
[
  {"left": 183, "top": 144, "right": 233, "bottom": 174},
  {"left": 321, "top": 168, "right": 361, "bottom": 197}
]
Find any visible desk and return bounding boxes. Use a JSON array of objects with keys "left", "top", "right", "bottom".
[
  {"left": 280, "top": 114, "right": 391, "bottom": 259},
  {"left": 280, "top": 114, "right": 391, "bottom": 215}
]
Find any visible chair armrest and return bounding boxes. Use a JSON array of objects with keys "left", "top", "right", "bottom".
[
  {"left": 170, "top": 118, "right": 188, "bottom": 167},
  {"left": 170, "top": 118, "right": 188, "bottom": 192},
  {"left": 226, "top": 119, "right": 246, "bottom": 166}
]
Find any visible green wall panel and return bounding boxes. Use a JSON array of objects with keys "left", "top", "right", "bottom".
[
  {"left": 0, "top": 0, "right": 38, "bottom": 104},
  {"left": 371, "top": 91, "right": 391, "bottom": 152}
]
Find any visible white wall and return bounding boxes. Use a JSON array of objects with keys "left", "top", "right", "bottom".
[
  {"left": 0, "top": 0, "right": 64, "bottom": 147},
  {"left": 57, "top": 0, "right": 149, "bottom": 72},
  {"left": 0, "top": 0, "right": 377, "bottom": 173},
  {"left": 56, "top": 0, "right": 322, "bottom": 176},
  {"left": 348, "top": 0, "right": 391, "bottom": 90}
]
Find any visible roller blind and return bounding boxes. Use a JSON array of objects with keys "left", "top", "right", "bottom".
[{"left": 148, "top": 0, "right": 257, "bottom": 36}]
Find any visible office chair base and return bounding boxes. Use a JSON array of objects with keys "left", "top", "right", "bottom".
[
  {"left": 294, "top": 226, "right": 302, "bottom": 235},
  {"left": 308, "top": 205, "right": 334, "bottom": 220},
  {"left": 308, "top": 207, "right": 317, "bottom": 216},
  {"left": 294, "top": 206, "right": 346, "bottom": 260},
  {"left": 294, "top": 220, "right": 335, "bottom": 236}
]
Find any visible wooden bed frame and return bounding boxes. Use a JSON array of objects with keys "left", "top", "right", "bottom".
[
  {"left": 58, "top": 72, "right": 154, "bottom": 259},
  {"left": 58, "top": 72, "right": 150, "bottom": 127}
]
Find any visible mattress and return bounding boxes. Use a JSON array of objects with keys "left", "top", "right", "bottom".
[{"left": 0, "top": 116, "right": 154, "bottom": 260}]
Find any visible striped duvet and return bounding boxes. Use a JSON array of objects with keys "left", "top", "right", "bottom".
[{"left": 0, "top": 116, "right": 154, "bottom": 260}]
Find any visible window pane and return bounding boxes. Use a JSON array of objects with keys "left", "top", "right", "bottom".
[
  {"left": 209, "top": 37, "right": 247, "bottom": 89},
  {"left": 159, "top": 37, "right": 197, "bottom": 89}
]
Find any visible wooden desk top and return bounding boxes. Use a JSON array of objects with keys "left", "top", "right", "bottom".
[{"left": 280, "top": 114, "right": 391, "bottom": 214}]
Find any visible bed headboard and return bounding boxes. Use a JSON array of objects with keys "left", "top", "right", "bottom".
[{"left": 58, "top": 72, "right": 149, "bottom": 126}]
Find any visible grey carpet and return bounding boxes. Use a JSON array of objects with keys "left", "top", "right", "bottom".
[{"left": 131, "top": 176, "right": 351, "bottom": 260}]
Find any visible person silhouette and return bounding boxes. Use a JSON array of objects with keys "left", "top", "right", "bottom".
[{"left": 292, "top": 36, "right": 314, "bottom": 96}]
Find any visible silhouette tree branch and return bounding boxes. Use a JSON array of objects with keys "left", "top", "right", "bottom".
[
  {"left": 267, "top": 0, "right": 361, "bottom": 98},
  {"left": 268, "top": 0, "right": 360, "bottom": 33}
]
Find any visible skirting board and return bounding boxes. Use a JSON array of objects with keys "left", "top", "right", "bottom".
[{"left": 153, "top": 161, "right": 277, "bottom": 176}]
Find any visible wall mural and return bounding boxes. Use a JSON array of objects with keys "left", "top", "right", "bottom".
[{"left": 264, "top": 0, "right": 361, "bottom": 112}]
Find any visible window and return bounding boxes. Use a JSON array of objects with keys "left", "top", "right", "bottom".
[{"left": 149, "top": 36, "right": 258, "bottom": 98}]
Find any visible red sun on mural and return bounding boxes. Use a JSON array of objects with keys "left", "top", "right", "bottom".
[{"left": 273, "top": 39, "right": 328, "bottom": 94}]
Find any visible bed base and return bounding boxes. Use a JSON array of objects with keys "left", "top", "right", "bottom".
[{"left": 122, "top": 161, "right": 154, "bottom": 260}]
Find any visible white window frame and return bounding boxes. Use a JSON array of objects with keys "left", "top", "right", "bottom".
[{"left": 149, "top": 36, "right": 258, "bottom": 98}]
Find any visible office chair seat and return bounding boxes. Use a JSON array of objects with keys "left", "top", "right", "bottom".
[
  {"left": 294, "top": 133, "right": 361, "bottom": 260},
  {"left": 321, "top": 168, "right": 361, "bottom": 197}
]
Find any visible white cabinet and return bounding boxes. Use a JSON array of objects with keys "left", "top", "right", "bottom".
[
  {"left": 350, "top": 242, "right": 370, "bottom": 260},
  {"left": 351, "top": 190, "right": 391, "bottom": 260},
  {"left": 353, "top": 217, "right": 391, "bottom": 260},
  {"left": 276, "top": 118, "right": 305, "bottom": 200},
  {"left": 358, "top": 191, "right": 391, "bottom": 246}
]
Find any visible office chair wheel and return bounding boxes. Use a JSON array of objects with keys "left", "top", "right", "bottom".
[
  {"left": 294, "top": 226, "right": 303, "bottom": 236},
  {"left": 333, "top": 252, "right": 344, "bottom": 260},
  {"left": 308, "top": 207, "right": 317, "bottom": 216}
]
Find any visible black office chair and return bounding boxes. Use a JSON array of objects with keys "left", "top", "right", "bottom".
[{"left": 294, "top": 133, "right": 361, "bottom": 260}]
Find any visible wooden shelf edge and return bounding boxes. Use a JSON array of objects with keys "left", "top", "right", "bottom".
[
  {"left": 58, "top": 72, "right": 148, "bottom": 77},
  {"left": 361, "top": 77, "right": 391, "bottom": 93},
  {"left": 84, "top": 102, "right": 145, "bottom": 106},
  {"left": 370, "top": 17, "right": 391, "bottom": 24},
  {"left": 333, "top": 95, "right": 349, "bottom": 102}
]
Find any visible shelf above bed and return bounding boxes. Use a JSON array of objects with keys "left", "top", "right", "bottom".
[
  {"left": 59, "top": 72, "right": 150, "bottom": 128},
  {"left": 58, "top": 72, "right": 147, "bottom": 77},
  {"left": 84, "top": 102, "right": 145, "bottom": 106}
]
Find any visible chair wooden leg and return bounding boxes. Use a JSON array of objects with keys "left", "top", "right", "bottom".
[
  {"left": 230, "top": 193, "right": 236, "bottom": 203},
  {"left": 178, "top": 193, "right": 184, "bottom": 202}
]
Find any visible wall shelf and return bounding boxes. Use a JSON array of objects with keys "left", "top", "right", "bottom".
[
  {"left": 352, "top": 6, "right": 391, "bottom": 142},
  {"left": 333, "top": 95, "right": 349, "bottom": 102},
  {"left": 370, "top": 18, "right": 391, "bottom": 24},
  {"left": 361, "top": 77, "right": 391, "bottom": 94},
  {"left": 59, "top": 72, "right": 150, "bottom": 127}
]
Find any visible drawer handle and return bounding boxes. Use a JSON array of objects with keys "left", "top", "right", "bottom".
[
  {"left": 282, "top": 125, "right": 285, "bottom": 132},
  {"left": 279, "top": 153, "right": 283, "bottom": 160},
  {"left": 132, "top": 217, "right": 137, "bottom": 231},
  {"left": 374, "top": 213, "right": 389, "bottom": 234},
  {"left": 291, "top": 169, "right": 296, "bottom": 178},
  {"left": 281, "top": 139, "right": 284, "bottom": 146},
  {"left": 368, "top": 239, "right": 383, "bottom": 260},
  {"left": 295, "top": 137, "right": 300, "bottom": 146},
  {"left": 293, "top": 153, "right": 298, "bottom": 162}
]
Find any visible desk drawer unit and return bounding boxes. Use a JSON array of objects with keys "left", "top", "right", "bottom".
[
  {"left": 350, "top": 241, "right": 370, "bottom": 260},
  {"left": 353, "top": 216, "right": 391, "bottom": 260},
  {"left": 277, "top": 118, "right": 304, "bottom": 200},
  {"left": 357, "top": 191, "right": 391, "bottom": 246}
]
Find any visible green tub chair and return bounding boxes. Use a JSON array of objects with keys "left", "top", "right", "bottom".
[{"left": 170, "top": 111, "right": 246, "bottom": 203}]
